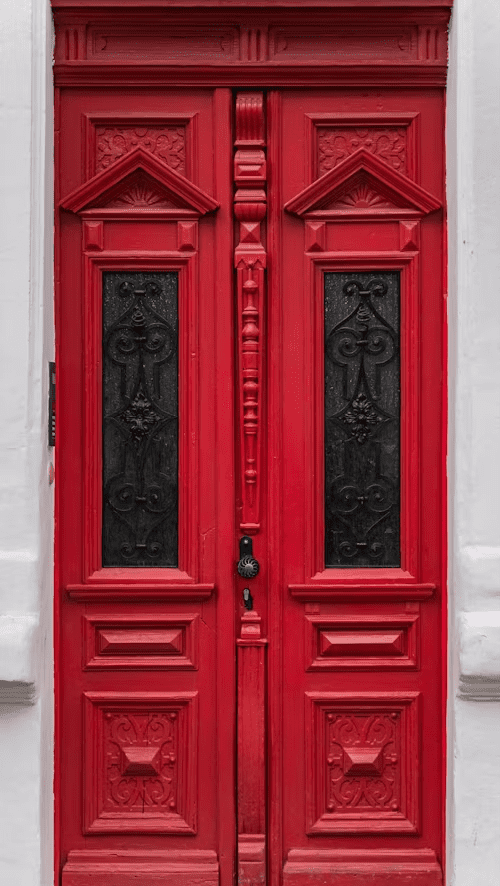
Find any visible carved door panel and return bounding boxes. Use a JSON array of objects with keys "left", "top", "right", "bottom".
[
  {"left": 273, "top": 90, "right": 445, "bottom": 886},
  {"left": 54, "top": 63, "right": 446, "bottom": 886},
  {"left": 56, "top": 88, "right": 236, "bottom": 886}
]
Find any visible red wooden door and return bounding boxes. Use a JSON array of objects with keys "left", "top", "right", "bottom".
[{"left": 55, "top": 82, "right": 446, "bottom": 886}]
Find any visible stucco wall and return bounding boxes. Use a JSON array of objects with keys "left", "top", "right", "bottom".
[
  {"left": 0, "top": 0, "right": 499, "bottom": 883},
  {"left": 447, "top": 0, "right": 500, "bottom": 882},
  {"left": 0, "top": 0, "right": 53, "bottom": 883}
]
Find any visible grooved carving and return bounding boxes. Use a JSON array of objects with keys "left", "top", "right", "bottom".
[
  {"left": 96, "top": 126, "right": 186, "bottom": 175},
  {"left": 306, "top": 693, "right": 420, "bottom": 834},
  {"left": 84, "top": 692, "right": 197, "bottom": 834},
  {"left": 234, "top": 93, "right": 267, "bottom": 532},
  {"left": 101, "top": 172, "right": 180, "bottom": 209},
  {"left": 330, "top": 179, "right": 396, "bottom": 209}
]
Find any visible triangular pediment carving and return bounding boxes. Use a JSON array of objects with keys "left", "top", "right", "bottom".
[
  {"left": 60, "top": 147, "right": 219, "bottom": 217},
  {"left": 285, "top": 149, "right": 440, "bottom": 218}
]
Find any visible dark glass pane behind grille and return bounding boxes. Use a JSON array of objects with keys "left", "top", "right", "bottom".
[
  {"left": 324, "top": 272, "right": 400, "bottom": 567},
  {"left": 102, "top": 272, "right": 178, "bottom": 567}
]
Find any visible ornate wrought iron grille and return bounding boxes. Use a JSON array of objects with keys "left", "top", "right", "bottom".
[
  {"left": 324, "top": 272, "right": 400, "bottom": 566},
  {"left": 102, "top": 272, "right": 178, "bottom": 567}
]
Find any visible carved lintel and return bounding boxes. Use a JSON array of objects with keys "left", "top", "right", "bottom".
[
  {"left": 235, "top": 93, "right": 267, "bottom": 533},
  {"left": 237, "top": 610, "right": 267, "bottom": 886}
]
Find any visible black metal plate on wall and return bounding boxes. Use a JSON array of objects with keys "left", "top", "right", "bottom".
[
  {"left": 324, "top": 272, "right": 400, "bottom": 567},
  {"left": 102, "top": 272, "right": 178, "bottom": 567}
]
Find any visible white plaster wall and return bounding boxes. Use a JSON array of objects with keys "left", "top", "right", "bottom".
[
  {"left": 0, "top": 0, "right": 53, "bottom": 883},
  {"left": 448, "top": 0, "right": 500, "bottom": 884},
  {"left": 0, "top": 0, "right": 499, "bottom": 883}
]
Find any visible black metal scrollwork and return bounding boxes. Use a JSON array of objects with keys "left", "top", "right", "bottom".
[
  {"left": 102, "top": 272, "right": 178, "bottom": 566},
  {"left": 324, "top": 273, "right": 400, "bottom": 567}
]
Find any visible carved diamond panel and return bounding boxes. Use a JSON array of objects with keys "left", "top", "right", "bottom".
[
  {"left": 306, "top": 693, "right": 420, "bottom": 834},
  {"left": 96, "top": 125, "right": 187, "bottom": 175},
  {"left": 84, "top": 614, "right": 199, "bottom": 670},
  {"left": 306, "top": 613, "right": 419, "bottom": 670},
  {"left": 84, "top": 692, "right": 197, "bottom": 834}
]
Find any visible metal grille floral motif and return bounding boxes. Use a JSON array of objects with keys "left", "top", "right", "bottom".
[
  {"left": 102, "top": 273, "right": 178, "bottom": 566},
  {"left": 324, "top": 273, "right": 400, "bottom": 566}
]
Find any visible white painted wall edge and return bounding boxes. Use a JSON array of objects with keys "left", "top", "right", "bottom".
[
  {"left": 459, "top": 611, "right": 500, "bottom": 698},
  {"left": 0, "top": 614, "right": 39, "bottom": 702}
]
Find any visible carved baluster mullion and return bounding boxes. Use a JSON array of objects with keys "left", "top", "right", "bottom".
[{"left": 234, "top": 92, "right": 266, "bottom": 532}]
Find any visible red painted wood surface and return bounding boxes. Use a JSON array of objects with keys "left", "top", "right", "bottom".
[{"left": 53, "top": 5, "right": 449, "bottom": 885}]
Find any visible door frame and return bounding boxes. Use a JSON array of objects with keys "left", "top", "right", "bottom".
[{"left": 51, "top": 3, "right": 451, "bottom": 886}]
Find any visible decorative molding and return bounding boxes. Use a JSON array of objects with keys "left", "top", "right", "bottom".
[
  {"left": 52, "top": 8, "right": 452, "bottom": 88},
  {"left": 60, "top": 147, "right": 219, "bottom": 216},
  {"left": 458, "top": 611, "right": 500, "bottom": 700},
  {"left": 86, "top": 26, "right": 238, "bottom": 62},
  {"left": 268, "top": 24, "right": 429, "bottom": 63},
  {"left": 84, "top": 691, "right": 198, "bottom": 834},
  {"left": 285, "top": 148, "right": 440, "bottom": 218},
  {"left": 290, "top": 583, "right": 435, "bottom": 602},
  {"left": 84, "top": 614, "right": 199, "bottom": 670},
  {"left": 62, "top": 850, "right": 219, "bottom": 886},
  {"left": 306, "top": 692, "right": 420, "bottom": 835},
  {"left": 306, "top": 612, "right": 419, "bottom": 670},
  {"left": 237, "top": 610, "right": 267, "bottom": 886},
  {"left": 318, "top": 125, "right": 408, "bottom": 177},
  {"left": 177, "top": 221, "right": 198, "bottom": 250},
  {"left": 305, "top": 220, "right": 326, "bottom": 252},
  {"left": 400, "top": 220, "right": 420, "bottom": 250},
  {"left": 234, "top": 92, "right": 267, "bottom": 533},
  {"left": 67, "top": 583, "right": 214, "bottom": 602},
  {"left": 283, "top": 849, "right": 442, "bottom": 886},
  {"left": 53, "top": 64, "right": 451, "bottom": 90},
  {"left": 80, "top": 254, "right": 209, "bottom": 586},
  {"left": 95, "top": 124, "right": 187, "bottom": 175},
  {"left": 83, "top": 220, "right": 104, "bottom": 250},
  {"left": 458, "top": 677, "right": 500, "bottom": 701}
]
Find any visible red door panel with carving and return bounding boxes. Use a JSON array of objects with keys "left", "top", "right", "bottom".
[
  {"left": 53, "top": 7, "right": 449, "bottom": 886},
  {"left": 273, "top": 88, "right": 445, "bottom": 886},
  {"left": 56, "top": 87, "right": 236, "bottom": 885}
]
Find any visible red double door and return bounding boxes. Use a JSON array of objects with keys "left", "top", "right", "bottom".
[{"left": 56, "top": 86, "right": 446, "bottom": 886}]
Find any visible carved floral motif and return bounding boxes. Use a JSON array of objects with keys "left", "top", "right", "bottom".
[
  {"left": 104, "top": 711, "right": 178, "bottom": 814},
  {"left": 307, "top": 694, "right": 419, "bottom": 835},
  {"left": 318, "top": 127, "right": 407, "bottom": 177},
  {"left": 326, "top": 712, "right": 400, "bottom": 813},
  {"left": 96, "top": 126, "right": 186, "bottom": 175}
]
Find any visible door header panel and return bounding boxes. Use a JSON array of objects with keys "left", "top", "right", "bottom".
[{"left": 52, "top": 4, "right": 451, "bottom": 88}]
